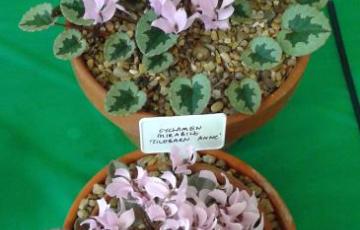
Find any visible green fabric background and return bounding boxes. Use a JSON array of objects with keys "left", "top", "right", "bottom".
[{"left": 1, "top": 1, "right": 359, "bottom": 229}]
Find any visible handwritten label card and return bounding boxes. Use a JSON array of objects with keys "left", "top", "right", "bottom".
[{"left": 139, "top": 113, "right": 226, "bottom": 153}]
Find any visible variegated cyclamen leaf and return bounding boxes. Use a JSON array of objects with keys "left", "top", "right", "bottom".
[
  {"left": 135, "top": 10, "right": 178, "bottom": 57},
  {"left": 169, "top": 74, "right": 211, "bottom": 115},
  {"left": 143, "top": 52, "right": 174, "bottom": 74},
  {"left": 295, "top": 0, "right": 329, "bottom": 9},
  {"left": 104, "top": 32, "right": 135, "bottom": 63},
  {"left": 241, "top": 37, "right": 282, "bottom": 70},
  {"left": 225, "top": 78, "right": 262, "bottom": 115},
  {"left": 19, "top": 3, "right": 57, "bottom": 32},
  {"left": 105, "top": 81, "right": 147, "bottom": 116},
  {"left": 277, "top": 4, "right": 331, "bottom": 56},
  {"left": 60, "top": 0, "right": 93, "bottom": 26},
  {"left": 232, "top": 0, "right": 252, "bottom": 22},
  {"left": 53, "top": 29, "right": 87, "bottom": 60},
  {"left": 188, "top": 174, "right": 217, "bottom": 191}
]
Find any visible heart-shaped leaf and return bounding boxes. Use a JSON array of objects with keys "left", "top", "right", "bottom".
[
  {"left": 60, "top": 0, "right": 93, "bottom": 26},
  {"left": 105, "top": 81, "right": 147, "bottom": 116},
  {"left": 241, "top": 36, "right": 283, "bottom": 70},
  {"left": 188, "top": 174, "right": 217, "bottom": 191},
  {"left": 19, "top": 3, "right": 57, "bottom": 32},
  {"left": 295, "top": 0, "right": 328, "bottom": 9},
  {"left": 232, "top": 0, "right": 252, "bottom": 22},
  {"left": 135, "top": 10, "right": 178, "bottom": 57},
  {"left": 143, "top": 52, "right": 174, "bottom": 74},
  {"left": 104, "top": 32, "right": 135, "bottom": 63},
  {"left": 277, "top": 4, "right": 331, "bottom": 56},
  {"left": 225, "top": 78, "right": 262, "bottom": 115},
  {"left": 169, "top": 74, "right": 211, "bottom": 115},
  {"left": 53, "top": 29, "right": 87, "bottom": 60}
]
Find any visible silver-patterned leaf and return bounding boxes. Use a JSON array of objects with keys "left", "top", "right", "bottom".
[
  {"left": 143, "top": 52, "right": 174, "bottom": 74},
  {"left": 104, "top": 32, "right": 135, "bottom": 63},
  {"left": 225, "top": 78, "right": 262, "bottom": 115},
  {"left": 277, "top": 4, "right": 331, "bottom": 56},
  {"left": 60, "top": 0, "right": 93, "bottom": 26},
  {"left": 53, "top": 29, "right": 87, "bottom": 60},
  {"left": 169, "top": 74, "right": 211, "bottom": 115},
  {"left": 241, "top": 36, "right": 283, "bottom": 70},
  {"left": 19, "top": 3, "right": 57, "bottom": 32},
  {"left": 105, "top": 81, "right": 147, "bottom": 116},
  {"left": 135, "top": 10, "right": 178, "bottom": 57}
]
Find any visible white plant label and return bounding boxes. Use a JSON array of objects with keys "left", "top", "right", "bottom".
[{"left": 139, "top": 113, "right": 227, "bottom": 153}]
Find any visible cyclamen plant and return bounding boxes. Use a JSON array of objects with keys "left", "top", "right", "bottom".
[
  {"left": 80, "top": 146, "right": 264, "bottom": 229},
  {"left": 19, "top": 0, "right": 331, "bottom": 116}
]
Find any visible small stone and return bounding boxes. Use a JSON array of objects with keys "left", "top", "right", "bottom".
[
  {"left": 202, "top": 155, "right": 216, "bottom": 164},
  {"left": 215, "top": 159, "right": 226, "bottom": 169},
  {"left": 92, "top": 184, "right": 105, "bottom": 196},
  {"left": 211, "top": 31, "right": 218, "bottom": 41},
  {"left": 192, "top": 46, "right": 210, "bottom": 61},
  {"left": 259, "top": 199, "right": 274, "bottom": 214},
  {"left": 86, "top": 58, "right": 94, "bottom": 69},
  {"left": 77, "top": 209, "right": 89, "bottom": 219},
  {"left": 88, "top": 199, "right": 96, "bottom": 207},
  {"left": 203, "top": 62, "right": 216, "bottom": 72},
  {"left": 78, "top": 198, "right": 88, "bottom": 210},
  {"left": 105, "top": 22, "right": 115, "bottom": 32},
  {"left": 211, "top": 101, "right": 224, "bottom": 112}
]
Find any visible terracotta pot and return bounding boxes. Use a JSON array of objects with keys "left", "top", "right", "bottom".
[
  {"left": 63, "top": 150, "right": 295, "bottom": 230},
  {"left": 72, "top": 56, "right": 309, "bottom": 146}
]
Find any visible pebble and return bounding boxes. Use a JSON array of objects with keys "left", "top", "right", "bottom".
[
  {"left": 202, "top": 155, "right": 216, "bottom": 164},
  {"left": 78, "top": 198, "right": 88, "bottom": 210},
  {"left": 77, "top": 209, "right": 89, "bottom": 219},
  {"left": 192, "top": 46, "right": 210, "bottom": 61},
  {"left": 211, "top": 101, "right": 224, "bottom": 113},
  {"left": 92, "top": 184, "right": 105, "bottom": 195}
]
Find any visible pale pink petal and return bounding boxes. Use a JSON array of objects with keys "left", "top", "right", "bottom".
[
  {"left": 146, "top": 204, "right": 167, "bottom": 221},
  {"left": 253, "top": 215, "right": 264, "bottom": 230},
  {"left": 161, "top": 0, "right": 177, "bottom": 23},
  {"left": 115, "top": 168, "right": 131, "bottom": 179},
  {"left": 161, "top": 171, "right": 177, "bottom": 188},
  {"left": 80, "top": 219, "right": 98, "bottom": 229},
  {"left": 199, "top": 170, "right": 218, "bottom": 185},
  {"left": 100, "top": 0, "right": 117, "bottom": 22},
  {"left": 152, "top": 18, "right": 176, "bottom": 34},
  {"left": 227, "top": 202, "right": 247, "bottom": 217},
  {"left": 106, "top": 179, "right": 133, "bottom": 198},
  {"left": 103, "top": 209, "right": 118, "bottom": 227},
  {"left": 227, "top": 222, "right": 244, "bottom": 230},
  {"left": 118, "top": 209, "right": 135, "bottom": 229},
  {"left": 194, "top": 205, "right": 208, "bottom": 226},
  {"left": 97, "top": 198, "right": 108, "bottom": 217},
  {"left": 221, "top": 0, "right": 235, "bottom": 8},
  {"left": 145, "top": 177, "right": 170, "bottom": 199},
  {"left": 149, "top": 0, "right": 163, "bottom": 15},
  {"left": 174, "top": 8, "right": 188, "bottom": 32},
  {"left": 217, "top": 6, "right": 234, "bottom": 20},
  {"left": 164, "top": 203, "right": 178, "bottom": 217},
  {"left": 242, "top": 211, "right": 261, "bottom": 228},
  {"left": 208, "top": 189, "right": 227, "bottom": 206},
  {"left": 221, "top": 173, "right": 234, "bottom": 195}
]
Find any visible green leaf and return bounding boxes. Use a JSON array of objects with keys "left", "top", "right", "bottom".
[
  {"left": 135, "top": 10, "right": 178, "bottom": 57},
  {"left": 225, "top": 78, "right": 262, "bottom": 115},
  {"left": 105, "top": 81, "right": 147, "bottom": 116},
  {"left": 104, "top": 32, "right": 135, "bottom": 63},
  {"left": 19, "top": 3, "right": 57, "bottom": 32},
  {"left": 169, "top": 74, "right": 211, "bottom": 115},
  {"left": 295, "top": 0, "right": 329, "bottom": 9},
  {"left": 277, "top": 4, "right": 331, "bottom": 56},
  {"left": 232, "top": 0, "right": 252, "bottom": 22},
  {"left": 188, "top": 174, "right": 217, "bottom": 191},
  {"left": 241, "top": 36, "right": 283, "bottom": 70},
  {"left": 53, "top": 29, "right": 87, "bottom": 60},
  {"left": 143, "top": 52, "right": 174, "bottom": 74},
  {"left": 60, "top": 0, "right": 93, "bottom": 26}
]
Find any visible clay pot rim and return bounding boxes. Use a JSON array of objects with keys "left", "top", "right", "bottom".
[
  {"left": 63, "top": 150, "right": 295, "bottom": 230},
  {"left": 73, "top": 55, "right": 310, "bottom": 121}
]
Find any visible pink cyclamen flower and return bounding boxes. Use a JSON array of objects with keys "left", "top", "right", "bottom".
[
  {"left": 81, "top": 198, "right": 135, "bottom": 230},
  {"left": 151, "top": 0, "right": 199, "bottom": 34},
  {"left": 191, "top": 0, "right": 234, "bottom": 30},
  {"left": 83, "top": 0, "right": 128, "bottom": 24},
  {"left": 169, "top": 145, "right": 197, "bottom": 174}
]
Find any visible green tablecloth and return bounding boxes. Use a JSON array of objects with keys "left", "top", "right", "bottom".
[{"left": 1, "top": 1, "right": 359, "bottom": 229}]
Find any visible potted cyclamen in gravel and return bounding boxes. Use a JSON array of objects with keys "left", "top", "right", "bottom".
[
  {"left": 63, "top": 147, "right": 296, "bottom": 230},
  {"left": 19, "top": 0, "right": 331, "bottom": 144}
]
